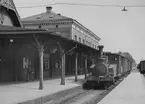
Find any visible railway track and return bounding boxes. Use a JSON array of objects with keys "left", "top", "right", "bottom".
[
  {"left": 45, "top": 88, "right": 94, "bottom": 104},
  {"left": 86, "top": 78, "right": 124, "bottom": 104},
  {"left": 44, "top": 78, "right": 124, "bottom": 104},
  {"left": 62, "top": 78, "right": 123, "bottom": 104},
  {"left": 59, "top": 89, "right": 94, "bottom": 104}
]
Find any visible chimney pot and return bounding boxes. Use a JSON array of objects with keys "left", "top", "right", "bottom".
[{"left": 46, "top": 6, "right": 52, "bottom": 13}]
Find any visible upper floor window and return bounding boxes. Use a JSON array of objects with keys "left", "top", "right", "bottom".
[
  {"left": 72, "top": 25, "right": 75, "bottom": 28},
  {"left": 79, "top": 37, "right": 81, "bottom": 42},
  {"left": 83, "top": 39, "right": 85, "bottom": 44},
  {"left": 38, "top": 25, "right": 41, "bottom": 29},
  {"left": 43, "top": 58, "right": 49, "bottom": 71},
  {"left": 74, "top": 35, "right": 77, "bottom": 41},
  {"left": 80, "top": 30, "right": 83, "bottom": 33},
  {"left": 86, "top": 41, "right": 88, "bottom": 44},
  {"left": 76, "top": 27, "right": 80, "bottom": 31}
]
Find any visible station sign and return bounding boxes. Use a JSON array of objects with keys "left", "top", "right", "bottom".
[{"left": 0, "top": 0, "right": 15, "bottom": 11}]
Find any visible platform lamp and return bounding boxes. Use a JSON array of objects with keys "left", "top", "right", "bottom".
[
  {"left": 9, "top": 39, "right": 14, "bottom": 43},
  {"left": 50, "top": 45, "right": 58, "bottom": 54},
  {"left": 122, "top": 7, "right": 127, "bottom": 12}
]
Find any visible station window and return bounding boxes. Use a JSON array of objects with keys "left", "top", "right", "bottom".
[
  {"left": 80, "top": 30, "right": 83, "bottom": 33},
  {"left": 79, "top": 37, "right": 81, "bottom": 42},
  {"left": 88, "top": 42, "right": 89, "bottom": 45},
  {"left": 72, "top": 25, "right": 75, "bottom": 28},
  {"left": 86, "top": 41, "right": 88, "bottom": 45},
  {"left": 74, "top": 35, "right": 77, "bottom": 41},
  {"left": 38, "top": 25, "right": 41, "bottom": 29},
  {"left": 76, "top": 27, "right": 79, "bottom": 31},
  {"left": 83, "top": 39, "right": 85, "bottom": 44}
]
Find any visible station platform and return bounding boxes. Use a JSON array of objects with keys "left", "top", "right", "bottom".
[
  {"left": 98, "top": 71, "right": 145, "bottom": 104},
  {"left": 0, "top": 75, "right": 85, "bottom": 104}
]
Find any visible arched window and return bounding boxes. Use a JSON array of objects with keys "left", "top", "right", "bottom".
[{"left": 79, "top": 37, "right": 81, "bottom": 42}]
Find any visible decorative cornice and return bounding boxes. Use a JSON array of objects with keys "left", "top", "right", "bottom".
[
  {"left": 22, "top": 19, "right": 73, "bottom": 26},
  {"left": 73, "top": 20, "right": 101, "bottom": 41},
  {"left": 22, "top": 18, "right": 101, "bottom": 41}
]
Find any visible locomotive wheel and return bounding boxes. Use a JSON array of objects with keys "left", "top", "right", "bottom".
[
  {"left": 82, "top": 82, "right": 88, "bottom": 89},
  {"left": 92, "top": 83, "right": 98, "bottom": 90},
  {"left": 83, "top": 82, "right": 91, "bottom": 90}
]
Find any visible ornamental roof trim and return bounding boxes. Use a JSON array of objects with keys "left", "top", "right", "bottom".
[{"left": 0, "top": 0, "right": 22, "bottom": 27}]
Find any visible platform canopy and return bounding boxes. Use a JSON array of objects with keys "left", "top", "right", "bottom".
[{"left": 0, "top": 25, "right": 100, "bottom": 55}]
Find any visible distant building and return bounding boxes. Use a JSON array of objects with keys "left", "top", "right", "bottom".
[{"left": 22, "top": 7, "right": 101, "bottom": 49}]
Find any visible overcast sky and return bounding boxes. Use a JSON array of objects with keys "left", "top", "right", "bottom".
[{"left": 13, "top": 0, "right": 145, "bottom": 63}]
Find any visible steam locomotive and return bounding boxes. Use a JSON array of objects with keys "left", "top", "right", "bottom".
[
  {"left": 83, "top": 54, "right": 131, "bottom": 89},
  {"left": 83, "top": 57, "right": 115, "bottom": 89}
]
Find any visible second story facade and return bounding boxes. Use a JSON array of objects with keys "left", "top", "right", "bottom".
[{"left": 22, "top": 7, "right": 101, "bottom": 49}]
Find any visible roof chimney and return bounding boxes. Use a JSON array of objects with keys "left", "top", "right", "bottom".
[{"left": 46, "top": 6, "right": 52, "bottom": 13}]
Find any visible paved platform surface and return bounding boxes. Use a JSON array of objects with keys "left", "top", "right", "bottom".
[
  {"left": 98, "top": 71, "right": 145, "bottom": 104},
  {"left": 0, "top": 75, "right": 85, "bottom": 104}
]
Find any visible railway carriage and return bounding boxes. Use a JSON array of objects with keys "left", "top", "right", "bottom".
[{"left": 137, "top": 60, "right": 145, "bottom": 74}]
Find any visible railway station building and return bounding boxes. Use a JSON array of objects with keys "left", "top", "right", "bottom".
[
  {"left": 21, "top": 7, "right": 101, "bottom": 79},
  {"left": 0, "top": 0, "right": 101, "bottom": 84}
]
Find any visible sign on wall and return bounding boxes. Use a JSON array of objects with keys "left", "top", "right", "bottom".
[{"left": 0, "top": 0, "right": 15, "bottom": 11}]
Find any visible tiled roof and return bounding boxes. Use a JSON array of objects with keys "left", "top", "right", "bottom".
[{"left": 21, "top": 11, "right": 72, "bottom": 22}]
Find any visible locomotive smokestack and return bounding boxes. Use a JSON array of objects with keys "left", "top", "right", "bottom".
[{"left": 98, "top": 45, "right": 104, "bottom": 58}]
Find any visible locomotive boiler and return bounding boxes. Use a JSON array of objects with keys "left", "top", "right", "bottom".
[{"left": 83, "top": 56, "right": 116, "bottom": 89}]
